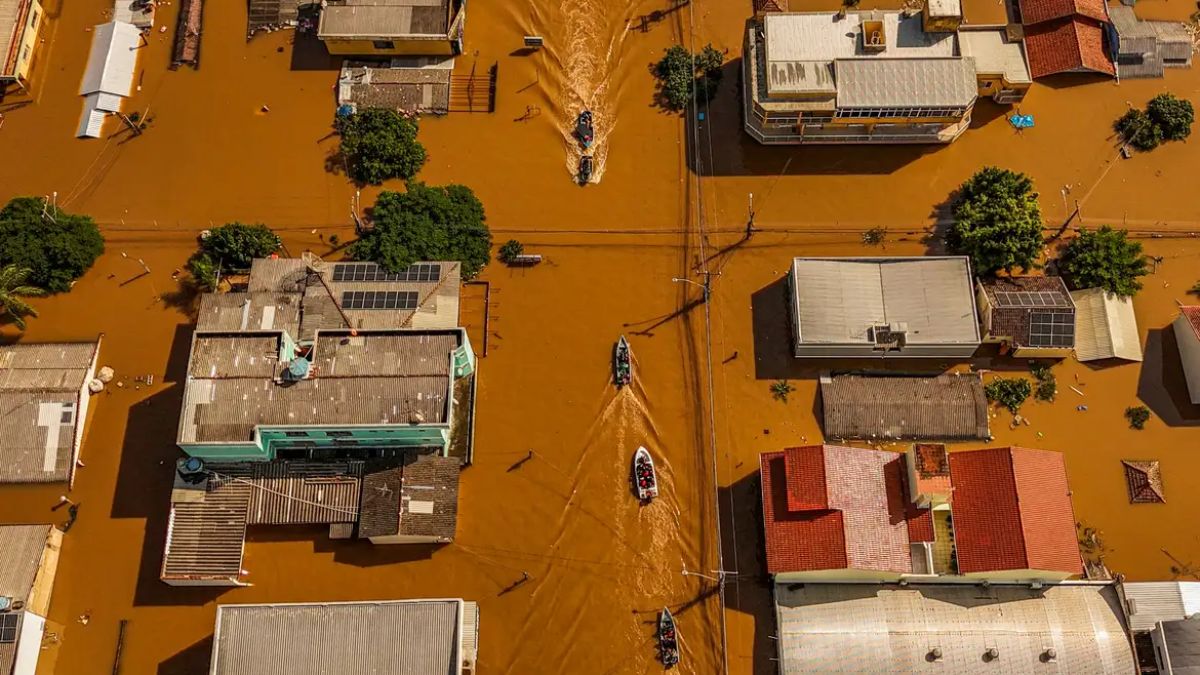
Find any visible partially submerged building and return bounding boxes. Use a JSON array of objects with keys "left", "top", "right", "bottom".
[
  {"left": 819, "top": 372, "right": 990, "bottom": 440},
  {"left": 0, "top": 341, "right": 102, "bottom": 485},
  {"left": 977, "top": 276, "right": 1077, "bottom": 357},
  {"left": 1072, "top": 287, "right": 1143, "bottom": 362},
  {"left": 77, "top": 21, "right": 142, "bottom": 138},
  {"left": 0, "top": 0, "right": 43, "bottom": 89},
  {"left": 759, "top": 444, "right": 1083, "bottom": 582},
  {"left": 0, "top": 524, "right": 63, "bottom": 675},
  {"left": 742, "top": 9, "right": 1031, "bottom": 144},
  {"left": 788, "top": 257, "right": 980, "bottom": 358},
  {"left": 1172, "top": 306, "right": 1200, "bottom": 405},
  {"left": 1123, "top": 581, "right": 1200, "bottom": 674},
  {"left": 338, "top": 57, "right": 453, "bottom": 116},
  {"left": 1110, "top": 5, "right": 1193, "bottom": 79},
  {"left": 208, "top": 599, "right": 479, "bottom": 674},
  {"left": 1017, "top": 0, "right": 1115, "bottom": 78},
  {"left": 317, "top": 0, "right": 466, "bottom": 57}
]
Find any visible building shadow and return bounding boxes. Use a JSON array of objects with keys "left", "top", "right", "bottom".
[
  {"left": 157, "top": 636, "right": 212, "bottom": 675},
  {"left": 1035, "top": 72, "right": 1116, "bottom": 90},
  {"left": 246, "top": 524, "right": 441, "bottom": 566},
  {"left": 289, "top": 32, "right": 341, "bottom": 71},
  {"left": 968, "top": 99, "right": 1011, "bottom": 130},
  {"left": 1137, "top": 327, "right": 1200, "bottom": 426},
  {"left": 721, "top": 469, "right": 778, "bottom": 675}
]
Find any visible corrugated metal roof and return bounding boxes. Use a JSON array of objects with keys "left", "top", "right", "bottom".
[
  {"left": 835, "top": 57, "right": 978, "bottom": 108},
  {"left": 776, "top": 584, "right": 1135, "bottom": 673},
  {"left": 318, "top": 0, "right": 450, "bottom": 38},
  {"left": 0, "top": 524, "right": 52, "bottom": 599},
  {"left": 398, "top": 455, "right": 459, "bottom": 540},
  {"left": 0, "top": 343, "right": 96, "bottom": 390},
  {"left": 211, "top": 600, "right": 466, "bottom": 675},
  {"left": 1123, "top": 581, "right": 1200, "bottom": 631},
  {"left": 0, "top": 0, "right": 27, "bottom": 78},
  {"left": 189, "top": 335, "right": 281, "bottom": 379},
  {"left": 78, "top": 21, "right": 140, "bottom": 97},
  {"left": 821, "top": 373, "right": 989, "bottom": 440},
  {"left": 791, "top": 257, "right": 980, "bottom": 346},
  {"left": 1072, "top": 288, "right": 1142, "bottom": 362},
  {"left": 195, "top": 293, "right": 302, "bottom": 334},
  {"left": 311, "top": 332, "right": 454, "bottom": 377}
]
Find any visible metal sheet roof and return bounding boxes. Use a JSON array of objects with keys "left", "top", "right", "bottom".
[
  {"left": 0, "top": 524, "right": 52, "bottom": 599},
  {"left": 835, "top": 57, "right": 978, "bottom": 108},
  {"left": 1071, "top": 288, "right": 1142, "bottom": 362},
  {"left": 1123, "top": 582, "right": 1200, "bottom": 631},
  {"left": 318, "top": 0, "right": 450, "bottom": 38},
  {"left": 776, "top": 583, "right": 1135, "bottom": 673},
  {"left": 211, "top": 600, "right": 468, "bottom": 675},
  {"left": 820, "top": 373, "right": 990, "bottom": 440},
  {"left": 0, "top": 0, "right": 27, "bottom": 78},
  {"left": 78, "top": 21, "right": 140, "bottom": 97},
  {"left": 764, "top": 12, "right": 956, "bottom": 62},
  {"left": 791, "top": 257, "right": 980, "bottom": 346}
]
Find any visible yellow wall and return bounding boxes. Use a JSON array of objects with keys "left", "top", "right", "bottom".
[
  {"left": 321, "top": 38, "right": 454, "bottom": 57},
  {"left": 922, "top": 14, "right": 962, "bottom": 33},
  {"left": 6, "top": 0, "right": 43, "bottom": 82},
  {"left": 976, "top": 73, "right": 1031, "bottom": 97}
]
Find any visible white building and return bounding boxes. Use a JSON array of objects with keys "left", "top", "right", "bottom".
[
  {"left": 0, "top": 525, "right": 62, "bottom": 675},
  {"left": 1174, "top": 307, "right": 1200, "bottom": 404}
]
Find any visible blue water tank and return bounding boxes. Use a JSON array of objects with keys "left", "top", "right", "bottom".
[{"left": 285, "top": 358, "right": 311, "bottom": 381}]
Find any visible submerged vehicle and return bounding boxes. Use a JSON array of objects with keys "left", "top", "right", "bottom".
[
  {"left": 575, "top": 110, "right": 594, "bottom": 148},
  {"left": 633, "top": 446, "right": 658, "bottom": 502},
  {"left": 614, "top": 335, "right": 632, "bottom": 387},
  {"left": 578, "top": 154, "right": 593, "bottom": 185},
  {"left": 658, "top": 607, "right": 680, "bottom": 667}
]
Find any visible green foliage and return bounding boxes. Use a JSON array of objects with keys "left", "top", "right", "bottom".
[
  {"left": 498, "top": 239, "right": 524, "bottom": 264},
  {"left": 946, "top": 167, "right": 1044, "bottom": 276},
  {"left": 1147, "top": 93, "right": 1194, "bottom": 141},
  {"left": 1116, "top": 109, "right": 1162, "bottom": 151},
  {"left": 1125, "top": 405, "right": 1151, "bottom": 430},
  {"left": 985, "top": 377, "right": 1032, "bottom": 413},
  {"left": 770, "top": 379, "right": 796, "bottom": 403},
  {"left": 0, "top": 197, "right": 104, "bottom": 293},
  {"left": 862, "top": 227, "right": 887, "bottom": 245},
  {"left": 1058, "top": 226, "right": 1149, "bottom": 297},
  {"left": 1030, "top": 363, "right": 1056, "bottom": 402},
  {"left": 350, "top": 182, "right": 492, "bottom": 280},
  {"left": 1191, "top": 280, "right": 1200, "bottom": 295},
  {"left": 199, "top": 223, "right": 282, "bottom": 271},
  {"left": 187, "top": 254, "right": 219, "bottom": 291},
  {"left": 653, "top": 44, "right": 725, "bottom": 111},
  {"left": 0, "top": 264, "right": 47, "bottom": 330},
  {"left": 336, "top": 108, "right": 427, "bottom": 184}
]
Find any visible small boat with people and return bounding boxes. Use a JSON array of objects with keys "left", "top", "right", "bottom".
[
  {"left": 633, "top": 446, "right": 658, "bottom": 502},
  {"left": 613, "top": 335, "right": 632, "bottom": 387},
  {"left": 575, "top": 110, "right": 594, "bottom": 148},
  {"left": 658, "top": 607, "right": 680, "bottom": 668},
  {"left": 578, "top": 154, "right": 593, "bottom": 185}
]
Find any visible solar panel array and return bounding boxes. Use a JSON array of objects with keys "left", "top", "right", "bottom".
[
  {"left": 331, "top": 263, "right": 442, "bottom": 283},
  {"left": 1028, "top": 312, "right": 1075, "bottom": 348},
  {"left": 995, "top": 290, "right": 1069, "bottom": 308},
  {"left": 0, "top": 613, "right": 18, "bottom": 643},
  {"left": 341, "top": 290, "right": 419, "bottom": 310}
]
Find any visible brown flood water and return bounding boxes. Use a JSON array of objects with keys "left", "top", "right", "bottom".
[{"left": 2, "top": 0, "right": 1200, "bottom": 672}]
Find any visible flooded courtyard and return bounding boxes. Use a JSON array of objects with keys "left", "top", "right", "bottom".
[{"left": 2, "top": 0, "right": 1200, "bottom": 671}]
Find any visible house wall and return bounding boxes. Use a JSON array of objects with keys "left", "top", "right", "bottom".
[
  {"left": 961, "top": 568, "right": 1076, "bottom": 583},
  {"left": 1011, "top": 346, "right": 1073, "bottom": 359},
  {"left": 181, "top": 424, "right": 452, "bottom": 462},
  {"left": 320, "top": 37, "right": 457, "bottom": 57},
  {"left": 69, "top": 339, "right": 102, "bottom": 487},
  {"left": 975, "top": 73, "right": 1030, "bottom": 103},
  {"left": 1173, "top": 314, "right": 1200, "bottom": 405},
  {"left": 368, "top": 533, "right": 450, "bottom": 545},
  {"left": 12, "top": 611, "right": 45, "bottom": 675},
  {"left": 3, "top": 0, "right": 43, "bottom": 83},
  {"left": 774, "top": 568, "right": 904, "bottom": 583},
  {"left": 161, "top": 575, "right": 242, "bottom": 587},
  {"left": 25, "top": 528, "right": 61, "bottom": 616},
  {"left": 179, "top": 441, "right": 270, "bottom": 462}
]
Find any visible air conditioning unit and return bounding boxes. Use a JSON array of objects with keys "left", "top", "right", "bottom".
[
  {"left": 0, "top": 597, "right": 11, "bottom": 612},
  {"left": 872, "top": 322, "right": 908, "bottom": 349}
]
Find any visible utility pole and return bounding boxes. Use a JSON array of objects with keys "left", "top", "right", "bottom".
[{"left": 745, "top": 192, "right": 755, "bottom": 239}]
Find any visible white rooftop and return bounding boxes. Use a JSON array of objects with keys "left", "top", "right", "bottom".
[
  {"left": 1071, "top": 288, "right": 1142, "bottom": 362},
  {"left": 926, "top": 0, "right": 962, "bottom": 18},
  {"left": 835, "top": 57, "right": 978, "bottom": 108},
  {"left": 764, "top": 12, "right": 957, "bottom": 63},
  {"left": 958, "top": 28, "right": 1033, "bottom": 85}
]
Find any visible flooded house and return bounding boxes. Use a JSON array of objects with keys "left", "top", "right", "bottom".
[
  {"left": 0, "top": 525, "right": 63, "bottom": 675},
  {"left": 1016, "top": 0, "right": 1115, "bottom": 79},
  {"left": 1071, "top": 287, "right": 1143, "bottom": 362},
  {"left": 0, "top": 0, "right": 44, "bottom": 90},
  {"left": 208, "top": 599, "right": 479, "bottom": 674},
  {"left": 1122, "top": 582, "right": 1200, "bottom": 674},
  {"left": 1172, "top": 306, "right": 1200, "bottom": 405},
  {"left": 819, "top": 373, "right": 990, "bottom": 441},
  {"left": 977, "top": 276, "right": 1077, "bottom": 358},
  {"left": 1109, "top": 5, "right": 1193, "bottom": 79},
  {"left": 0, "top": 340, "right": 103, "bottom": 486},
  {"left": 161, "top": 257, "right": 474, "bottom": 586},
  {"left": 317, "top": 0, "right": 466, "bottom": 57},
  {"left": 787, "top": 257, "right": 981, "bottom": 358},
  {"left": 742, "top": 9, "right": 1031, "bottom": 144}
]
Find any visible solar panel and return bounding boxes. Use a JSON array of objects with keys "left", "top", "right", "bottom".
[
  {"left": 997, "top": 290, "right": 1069, "bottom": 308},
  {"left": 340, "top": 290, "right": 419, "bottom": 310},
  {"left": 1028, "top": 311, "right": 1075, "bottom": 348},
  {"left": 0, "top": 613, "right": 18, "bottom": 643},
  {"left": 331, "top": 263, "right": 442, "bottom": 283}
]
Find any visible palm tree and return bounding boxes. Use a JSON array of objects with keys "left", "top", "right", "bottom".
[{"left": 0, "top": 264, "right": 47, "bottom": 330}]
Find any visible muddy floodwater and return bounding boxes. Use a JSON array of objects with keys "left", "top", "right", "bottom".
[{"left": 3, "top": 0, "right": 1200, "bottom": 672}]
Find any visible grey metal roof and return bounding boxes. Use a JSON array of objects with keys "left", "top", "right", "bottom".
[
  {"left": 0, "top": 524, "right": 52, "bottom": 599},
  {"left": 1122, "top": 581, "right": 1200, "bottom": 631},
  {"left": 0, "top": 342, "right": 99, "bottom": 484},
  {"left": 211, "top": 599, "right": 468, "bottom": 675},
  {"left": 821, "top": 373, "right": 990, "bottom": 440},
  {"left": 776, "top": 583, "right": 1135, "bottom": 674},
  {"left": 318, "top": 0, "right": 451, "bottom": 38},
  {"left": 791, "top": 257, "right": 980, "bottom": 346},
  {"left": 835, "top": 57, "right": 978, "bottom": 108},
  {"left": 1162, "top": 616, "right": 1200, "bottom": 673}
]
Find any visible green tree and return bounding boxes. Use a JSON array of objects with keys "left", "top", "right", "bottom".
[
  {"left": 1116, "top": 108, "right": 1162, "bottom": 151},
  {"left": 0, "top": 264, "right": 47, "bottom": 330},
  {"left": 946, "top": 167, "right": 1044, "bottom": 276},
  {"left": 498, "top": 239, "right": 524, "bottom": 264},
  {"left": 1125, "top": 405, "right": 1151, "bottom": 430},
  {"left": 1147, "top": 93, "right": 1194, "bottom": 141},
  {"left": 653, "top": 44, "right": 725, "bottom": 111},
  {"left": 199, "top": 222, "right": 282, "bottom": 270},
  {"left": 350, "top": 182, "right": 492, "bottom": 279},
  {"left": 1058, "top": 226, "right": 1149, "bottom": 297},
  {"left": 337, "top": 109, "right": 427, "bottom": 184},
  {"left": 985, "top": 377, "right": 1032, "bottom": 413},
  {"left": 0, "top": 197, "right": 104, "bottom": 293}
]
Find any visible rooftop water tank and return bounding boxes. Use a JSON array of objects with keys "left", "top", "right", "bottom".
[{"left": 283, "top": 358, "right": 311, "bottom": 381}]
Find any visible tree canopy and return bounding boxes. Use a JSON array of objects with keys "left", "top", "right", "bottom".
[
  {"left": 0, "top": 264, "right": 47, "bottom": 330},
  {"left": 337, "top": 108, "right": 428, "bottom": 184},
  {"left": 350, "top": 182, "right": 492, "bottom": 279},
  {"left": 1117, "top": 94, "right": 1194, "bottom": 151},
  {"left": 188, "top": 222, "right": 282, "bottom": 290},
  {"left": 946, "top": 167, "right": 1044, "bottom": 276},
  {"left": 653, "top": 44, "right": 725, "bottom": 111},
  {"left": 1058, "top": 225, "right": 1149, "bottom": 297},
  {"left": 0, "top": 197, "right": 104, "bottom": 293}
]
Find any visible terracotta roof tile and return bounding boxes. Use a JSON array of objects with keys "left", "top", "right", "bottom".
[
  {"left": 1182, "top": 306, "right": 1200, "bottom": 341},
  {"left": 979, "top": 276, "right": 1078, "bottom": 348},
  {"left": 1019, "top": 0, "right": 1108, "bottom": 25},
  {"left": 1024, "top": 18, "right": 1116, "bottom": 78},
  {"left": 1122, "top": 460, "right": 1165, "bottom": 504},
  {"left": 948, "top": 447, "right": 1083, "bottom": 575}
]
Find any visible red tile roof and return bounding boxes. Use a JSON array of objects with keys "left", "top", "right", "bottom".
[
  {"left": 1181, "top": 306, "right": 1200, "bottom": 341},
  {"left": 760, "top": 446, "right": 916, "bottom": 575},
  {"left": 1019, "top": 0, "right": 1108, "bottom": 25},
  {"left": 948, "top": 447, "right": 1083, "bottom": 575},
  {"left": 1024, "top": 17, "right": 1116, "bottom": 78}
]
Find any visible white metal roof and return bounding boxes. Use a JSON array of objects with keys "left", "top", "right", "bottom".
[
  {"left": 78, "top": 21, "right": 140, "bottom": 97},
  {"left": 926, "top": 0, "right": 962, "bottom": 18},
  {"left": 958, "top": 28, "right": 1033, "bottom": 84},
  {"left": 764, "top": 12, "right": 956, "bottom": 62},
  {"left": 776, "top": 583, "right": 1135, "bottom": 674},
  {"left": 835, "top": 57, "right": 978, "bottom": 108},
  {"left": 1071, "top": 288, "right": 1143, "bottom": 362},
  {"left": 791, "top": 257, "right": 980, "bottom": 346},
  {"left": 1123, "top": 582, "right": 1200, "bottom": 631}
]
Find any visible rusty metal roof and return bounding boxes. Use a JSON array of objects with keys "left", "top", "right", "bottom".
[
  {"left": 821, "top": 373, "right": 989, "bottom": 440},
  {"left": 359, "top": 455, "right": 460, "bottom": 540}
]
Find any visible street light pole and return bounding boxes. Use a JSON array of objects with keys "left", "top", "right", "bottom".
[{"left": 672, "top": 275, "right": 711, "bottom": 302}]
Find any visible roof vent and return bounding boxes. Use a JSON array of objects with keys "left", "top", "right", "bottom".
[
  {"left": 928, "top": 647, "right": 943, "bottom": 662},
  {"left": 872, "top": 322, "right": 908, "bottom": 349},
  {"left": 1042, "top": 648, "right": 1057, "bottom": 663},
  {"left": 984, "top": 647, "right": 1000, "bottom": 662}
]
